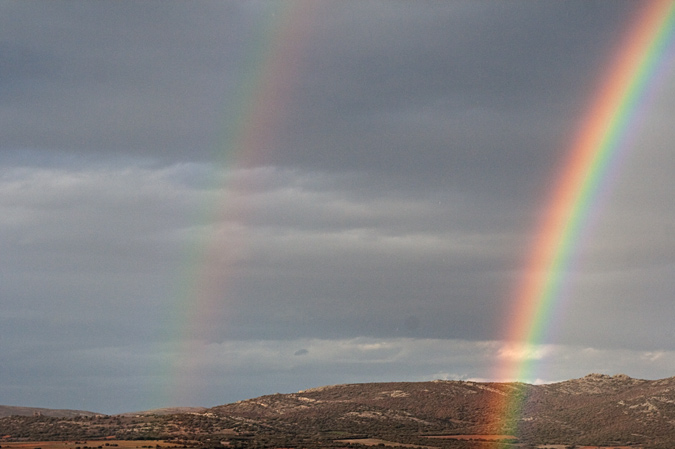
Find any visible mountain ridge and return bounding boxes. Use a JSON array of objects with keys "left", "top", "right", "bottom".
[
  {"left": 4, "top": 374, "right": 675, "bottom": 448},
  {"left": 0, "top": 405, "right": 100, "bottom": 418}
]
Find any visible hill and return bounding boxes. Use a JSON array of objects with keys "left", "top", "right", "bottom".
[
  {"left": 118, "top": 407, "right": 207, "bottom": 416},
  {"left": 0, "top": 405, "right": 99, "bottom": 418},
  {"left": 210, "top": 374, "right": 675, "bottom": 447},
  {"left": 4, "top": 374, "right": 675, "bottom": 448}
]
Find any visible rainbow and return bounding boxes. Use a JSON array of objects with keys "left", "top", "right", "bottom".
[
  {"left": 494, "top": 0, "right": 675, "bottom": 433},
  {"left": 159, "top": 1, "right": 318, "bottom": 407}
]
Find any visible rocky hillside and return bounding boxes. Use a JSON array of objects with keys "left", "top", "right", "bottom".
[
  {"left": 519, "top": 373, "right": 675, "bottom": 446},
  {"left": 211, "top": 374, "right": 675, "bottom": 447},
  {"left": 212, "top": 379, "right": 513, "bottom": 435},
  {"left": 118, "top": 407, "right": 208, "bottom": 416},
  {"left": 4, "top": 374, "right": 675, "bottom": 448}
]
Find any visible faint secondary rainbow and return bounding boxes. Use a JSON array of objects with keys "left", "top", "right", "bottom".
[
  {"left": 493, "top": 0, "right": 675, "bottom": 430},
  {"left": 159, "top": 1, "right": 317, "bottom": 407}
]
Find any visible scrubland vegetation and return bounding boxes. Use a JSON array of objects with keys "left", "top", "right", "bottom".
[{"left": 4, "top": 375, "right": 675, "bottom": 448}]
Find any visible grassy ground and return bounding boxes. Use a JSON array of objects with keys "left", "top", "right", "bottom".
[
  {"left": 335, "top": 438, "right": 435, "bottom": 449},
  {"left": 0, "top": 441, "right": 185, "bottom": 449}
]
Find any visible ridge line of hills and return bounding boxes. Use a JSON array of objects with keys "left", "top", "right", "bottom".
[{"left": 3, "top": 373, "right": 675, "bottom": 448}]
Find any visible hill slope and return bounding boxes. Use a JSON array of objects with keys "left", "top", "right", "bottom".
[
  {"left": 0, "top": 405, "right": 99, "bottom": 418},
  {"left": 211, "top": 374, "right": 675, "bottom": 447},
  {"left": 4, "top": 374, "right": 675, "bottom": 448}
]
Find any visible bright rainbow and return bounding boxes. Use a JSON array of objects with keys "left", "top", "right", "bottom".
[
  {"left": 494, "top": 0, "right": 675, "bottom": 433},
  {"left": 160, "top": 1, "right": 317, "bottom": 407}
]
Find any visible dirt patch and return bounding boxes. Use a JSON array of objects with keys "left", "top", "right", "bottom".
[
  {"left": 0, "top": 441, "right": 184, "bottom": 449},
  {"left": 426, "top": 435, "right": 517, "bottom": 441},
  {"left": 579, "top": 447, "right": 636, "bottom": 449},
  {"left": 336, "top": 438, "right": 434, "bottom": 448}
]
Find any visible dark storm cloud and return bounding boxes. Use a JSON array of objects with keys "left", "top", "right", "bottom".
[
  {"left": 273, "top": 2, "right": 638, "bottom": 187},
  {"left": 2, "top": 1, "right": 675, "bottom": 413},
  {"left": 0, "top": 1, "right": 247, "bottom": 157},
  {"left": 1, "top": 0, "right": 637, "bottom": 183}
]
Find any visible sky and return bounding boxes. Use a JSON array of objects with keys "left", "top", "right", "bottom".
[{"left": 2, "top": 0, "right": 675, "bottom": 415}]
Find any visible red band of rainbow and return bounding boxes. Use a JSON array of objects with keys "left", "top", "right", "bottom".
[{"left": 494, "top": 0, "right": 675, "bottom": 434}]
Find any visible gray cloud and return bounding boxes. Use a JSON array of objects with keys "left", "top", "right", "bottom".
[{"left": 1, "top": 0, "right": 674, "bottom": 414}]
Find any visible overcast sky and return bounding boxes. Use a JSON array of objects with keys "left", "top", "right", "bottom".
[{"left": 3, "top": 0, "right": 675, "bottom": 415}]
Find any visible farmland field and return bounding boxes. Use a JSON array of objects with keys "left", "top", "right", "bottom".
[
  {"left": 335, "top": 438, "right": 434, "bottom": 448},
  {"left": 0, "top": 441, "right": 185, "bottom": 449},
  {"left": 426, "top": 435, "right": 517, "bottom": 441}
]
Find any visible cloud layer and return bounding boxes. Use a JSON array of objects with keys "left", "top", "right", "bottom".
[{"left": 2, "top": 1, "right": 675, "bottom": 413}]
